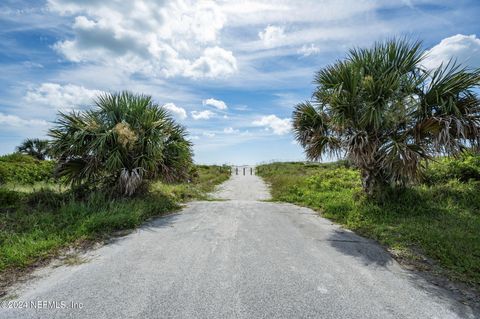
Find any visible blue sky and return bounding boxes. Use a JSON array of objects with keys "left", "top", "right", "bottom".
[{"left": 1, "top": 0, "right": 480, "bottom": 164}]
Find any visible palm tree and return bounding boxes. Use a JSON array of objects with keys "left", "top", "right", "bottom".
[
  {"left": 49, "top": 91, "right": 193, "bottom": 196},
  {"left": 292, "top": 39, "right": 480, "bottom": 196},
  {"left": 16, "top": 138, "right": 51, "bottom": 160}
]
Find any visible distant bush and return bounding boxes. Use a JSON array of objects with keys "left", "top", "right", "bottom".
[
  {"left": 0, "top": 153, "right": 55, "bottom": 184},
  {"left": 425, "top": 152, "right": 480, "bottom": 184}
]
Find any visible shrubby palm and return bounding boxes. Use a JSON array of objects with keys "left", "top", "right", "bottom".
[
  {"left": 49, "top": 92, "right": 193, "bottom": 196},
  {"left": 159, "top": 123, "right": 194, "bottom": 183},
  {"left": 16, "top": 138, "right": 51, "bottom": 160},
  {"left": 293, "top": 39, "right": 480, "bottom": 195}
]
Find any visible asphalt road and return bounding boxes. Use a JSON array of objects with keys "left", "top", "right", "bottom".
[{"left": 2, "top": 167, "right": 477, "bottom": 318}]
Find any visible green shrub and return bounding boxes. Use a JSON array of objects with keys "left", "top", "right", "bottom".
[
  {"left": 425, "top": 152, "right": 480, "bottom": 184},
  {"left": 0, "top": 153, "right": 37, "bottom": 164},
  {"left": 0, "top": 154, "right": 55, "bottom": 185}
]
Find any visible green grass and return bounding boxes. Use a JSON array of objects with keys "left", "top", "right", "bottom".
[
  {"left": 152, "top": 165, "right": 231, "bottom": 201},
  {"left": 0, "top": 165, "right": 231, "bottom": 286},
  {"left": 257, "top": 161, "right": 480, "bottom": 287},
  {"left": 0, "top": 191, "right": 177, "bottom": 272}
]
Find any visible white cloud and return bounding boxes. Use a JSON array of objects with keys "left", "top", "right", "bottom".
[
  {"left": 42, "top": 0, "right": 448, "bottom": 90},
  {"left": 252, "top": 114, "right": 291, "bottom": 135},
  {"left": 297, "top": 43, "right": 320, "bottom": 56},
  {"left": 423, "top": 34, "right": 480, "bottom": 70},
  {"left": 162, "top": 102, "right": 187, "bottom": 120},
  {"left": 223, "top": 127, "right": 239, "bottom": 134},
  {"left": 185, "top": 47, "right": 237, "bottom": 79},
  {"left": 258, "top": 25, "right": 285, "bottom": 48},
  {"left": 203, "top": 98, "right": 227, "bottom": 110},
  {"left": 25, "top": 83, "right": 102, "bottom": 111},
  {"left": 49, "top": 0, "right": 237, "bottom": 79},
  {"left": 0, "top": 113, "right": 49, "bottom": 128},
  {"left": 191, "top": 110, "right": 215, "bottom": 120}
]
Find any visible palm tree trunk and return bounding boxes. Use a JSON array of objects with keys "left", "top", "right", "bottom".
[{"left": 361, "top": 169, "right": 377, "bottom": 196}]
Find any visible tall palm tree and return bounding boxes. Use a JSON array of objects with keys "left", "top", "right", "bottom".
[
  {"left": 292, "top": 39, "right": 480, "bottom": 195},
  {"left": 16, "top": 138, "right": 51, "bottom": 160},
  {"left": 49, "top": 91, "right": 193, "bottom": 196}
]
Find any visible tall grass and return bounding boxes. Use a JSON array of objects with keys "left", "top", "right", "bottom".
[{"left": 0, "top": 191, "right": 177, "bottom": 272}]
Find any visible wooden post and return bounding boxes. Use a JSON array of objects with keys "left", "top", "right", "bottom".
[
  {"left": 243, "top": 167, "right": 245, "bottom": 175},
  {"left": 250, "top": 167, "right": 253, "bottom": 175},
  {"left": 236, "top": 167, "right": 238, "bottom": 175}
]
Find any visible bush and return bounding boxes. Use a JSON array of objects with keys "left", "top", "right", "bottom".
[
  {"left": 0, "top": 153, "right": 37, "bottom": 164},
  {"left": 425, "top": 152, "right": 480, "bottom": 184},
  {"left": 0, "top": 154, "right": 55, "bottom": 185}
]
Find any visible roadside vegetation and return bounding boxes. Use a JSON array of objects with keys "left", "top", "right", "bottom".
[
  {"left": 0, "top": 91, "right": 231, "bottom": 293},
  {"left": 280, "top": 38, "right": 480, "bottom": 288},
  {"left": 258, "top": 154, "right": 480, "bottom": 287},
  {"left": 292, "top": 39, "right": 480, "bottom": 196},
  {"left": 0, "top": 155, "right": 230, "bottom": 290}
]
